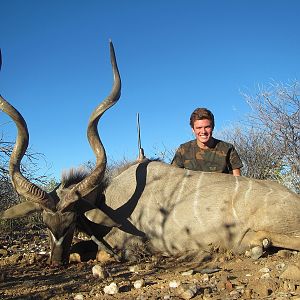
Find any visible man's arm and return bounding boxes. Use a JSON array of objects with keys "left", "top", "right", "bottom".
[
  {"left": 232, "top": 168, "right": 241, "bottom": 176},
  {"left": 229, "top": 145, "right": 243, "bottom": 176},
  {"left": 171, "top": 146, "right": 184, "bottom": 168}
]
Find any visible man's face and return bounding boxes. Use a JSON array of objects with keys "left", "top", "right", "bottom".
[{"left": 192, "top": 119, "right": 213, "bottom": 146}]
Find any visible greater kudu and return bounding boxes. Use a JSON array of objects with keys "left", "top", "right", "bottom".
[{"left": 1, "top": 43, "right": 300, "bottom": 266}]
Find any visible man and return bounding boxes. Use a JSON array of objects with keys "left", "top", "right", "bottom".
[{"left": 171, "top": 108, "right": 243, "bottom": 176}]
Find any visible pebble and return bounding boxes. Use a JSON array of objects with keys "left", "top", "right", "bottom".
[
  {"left": 229, "top": 290, "right": 240, "bottom": 297},
  {"left": 169, "top": 280, "right": 181, "bottom": 288},
  {"left": 129, "top": 265, "right": 140, "bottom": 273},
  {"left": 92, "top": 264, "right": 107, "bottom": 279},
  {"left": 103, "top": 282, "right": 119, "bottom": 294},
  {"left": 133, "top": 279, "right": 145, "bottom": 289},
  {"left": 178, "top": 284, "right": 198, "bottom": 300},
  {"left": 96, "top": 250, "right": 113, "bottom": 264},
  {"left": 225, "top": 280, "right": 233, "bottom": 291},
  {"left": 74, "top": 294, "right": 84, "bottom": 300},
  {"left": 181, "top": 270, "right": 194, "bottom": 276},
  {"left": 69, "top": 253, "right": 81, "bottom": 263},
  {"left": 202, "top": 274, "right": 209, "bottom": 282},
  {"left": 259, "top": 267, "right": 271, "bottom": 273},
  {"left": 261, "top": 273, "right": 271, "bottom": 279},
  {"left": 277, "top": 249, "right": 293, "bottom": 258}
]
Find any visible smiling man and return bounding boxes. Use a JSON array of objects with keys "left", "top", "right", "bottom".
[{"left": 171, "top": 108, "right": 243, "bottom": 176}]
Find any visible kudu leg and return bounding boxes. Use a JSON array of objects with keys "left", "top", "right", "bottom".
[
  {"left": 78, "top": 217, "right": 120, "bottom": 261},
  {"left": 90, "top": 235, "right": 120, "bottom": 261},
  {"left": 241, "top": 230, "right": 300, "bottom": 259}
]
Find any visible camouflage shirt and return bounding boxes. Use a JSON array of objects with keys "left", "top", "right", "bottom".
[{"left": 171, "top": 138, "right": 243, "bottom": 173}]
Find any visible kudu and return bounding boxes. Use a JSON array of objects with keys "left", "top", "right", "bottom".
[{"left": 1, "top": 45, "right": 300, "bottom": 266}]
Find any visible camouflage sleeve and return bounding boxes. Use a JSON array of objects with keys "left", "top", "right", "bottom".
[
  {"left": 171, "top": 146, "right": 185, "bottom": 168},
  {"left": 229, "top": 146, "right": 243, "bottom": 170}
]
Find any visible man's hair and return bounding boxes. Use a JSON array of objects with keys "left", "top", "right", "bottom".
[{"left": 189, "top": 108, "right": 215, "bottom": 129}]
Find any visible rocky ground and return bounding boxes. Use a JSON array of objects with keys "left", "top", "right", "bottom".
[{"left": 1, "top": 229, "right": 300, "bottom": 300}]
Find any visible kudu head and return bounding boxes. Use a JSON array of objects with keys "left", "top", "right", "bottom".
[{"left": 0, "top": 42, "right": 121, "bottom": 265}]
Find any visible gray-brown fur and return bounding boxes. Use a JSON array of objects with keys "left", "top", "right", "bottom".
[{"left": 103, "top": 160, "right": 300, "bottom": 259}]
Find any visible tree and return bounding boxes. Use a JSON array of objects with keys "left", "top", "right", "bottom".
[
  {"left": 221, "top": 80, "right": 299, "bottom": 193},
  {"left": 0, "top": 126, "right": 53, "bottom": 230},
  {"left": 219, "top": 126, "right": 284, "bottom": 180}
]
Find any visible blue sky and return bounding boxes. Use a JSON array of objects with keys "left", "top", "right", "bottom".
[{"left": 1, "top": 0, "right": 300, "bottom": 180}]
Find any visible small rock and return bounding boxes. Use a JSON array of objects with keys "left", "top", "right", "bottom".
[
  {"left": 180, "top": 289, "right": 195, "bottom": 299},
  {"left": 216, "top": 281, "right": 226, "bottom": 290},
  {"left": 169, "top": 280, "right": 181, "bottom": 288},
  {"left": 96, "top": 250, "right": 114, "bottom": 264},
  {"left": 133, "top": 279, "right": 145, "bottom": 289},
  {"left": 229, "top": 290, "right": 240, "bottom": 298},
  {"left": 178, "top": 284, "right": 198, "bottom": 300},
  {"left": 202, "top": 274, "right": 209, "bottom": 282},
  {"left": 277, "top": 249, "right": 293, "bottom": 258},
  {"left": 250, "top": 246, "right": 263, "bottom": 259},
  {"left": 129, "top": 265, "right": 140, "bottom": 273},
  {"left": 261, "top": 273, "right": 271, "bottom": 279},
  {"left": 74, "top": 294, "right": 84, "bottom": 300},
  {"left": 235, "top": 284, "right": 245, "bottom": 290},
  {"left": 103, "top": 282, "right": 119, "bottom": 294},
  {"left": 69, "top": 253, "right": 81, "bottom": 263},
  {"left": 225, "top": 281, "right": 233, "bottom": 291},
  {"left": 259, "top": 267, "right": 271, "bottom": 273},
  {"left": 280, "top": 265, "right": 300, "bottom": 281},
  {"left": 92, "top": 264, "right": 107, "bottom": 279},
  {"left": 181, "top": 270, "right": 194, "bottom": 276}
]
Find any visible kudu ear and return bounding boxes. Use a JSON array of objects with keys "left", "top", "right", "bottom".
[
  {"left": 75, "top": 198, "right": 120, "bottom": 227},
  {"left": 84, "top": 208, "right": 120, "bottom": 227},
  {"left": 1, "top": 202, "right": 43, "bottom": 219}
]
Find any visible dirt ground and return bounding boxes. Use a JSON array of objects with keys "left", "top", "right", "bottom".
[{"left": 1, "top": 229, "right": 300, "bottom": 300}]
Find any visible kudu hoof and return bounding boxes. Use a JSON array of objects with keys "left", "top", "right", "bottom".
[{"left": 246, "top": 238, "right": 270, "bottom": 259}]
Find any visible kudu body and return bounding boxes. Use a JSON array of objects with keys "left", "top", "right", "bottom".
[
  {"left": 1, "top": 45, "right": 300, "bottom": 266},
  {"left": 103, "top": 162, "right": 300, "bottom": 259}
]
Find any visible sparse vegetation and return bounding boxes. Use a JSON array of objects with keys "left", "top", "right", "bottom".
[
  {"left": 220, "top": 80, "right": 299, "bottom": 193},
  {"left": 0, "top": 128, "right": 54, "bottom": 232}
]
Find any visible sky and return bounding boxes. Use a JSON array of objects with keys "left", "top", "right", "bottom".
[{"left": 1, "top": 0, "right": 300, "bottom": 180}]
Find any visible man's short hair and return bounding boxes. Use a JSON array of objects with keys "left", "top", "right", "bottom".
[{"left": 189, "top": 108, "right": 215, "bottom": 129}]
